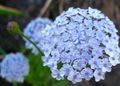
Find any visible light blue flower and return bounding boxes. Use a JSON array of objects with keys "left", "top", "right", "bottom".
[
  {"left": 41, "top": 7, "right": 120, "bottom": 83},
  {"left": 100, "top": 58, "right": 112, "bottom": 72},
  {"left": 73, "top": 59, "right": 86, "bottom": 70},
  {"left": 88, "top": 7, "right": 105, "bottom": 19},
  {"left": 60, "top": 52, "right": 71, "bottom": 63},
  {"left": 81, "top": 68, "right": 93, "bottom": 80},
  {"left": 60, "top": 64, "right": 72, "bottom": 77},
  {"left": 24, "top": 17, "right": 52, "bottom": 55},
  {"left": 109, "top": 53, "right": 120, "bottom": 66},
  {"left": 93, "top": 69, "right": 105, "bottom": 82},
  {"left": 67, "top": 70, "right": 82, "bottom": 84},
  {"left": 0, "top": 53, "right": 29, "bottom": 82},
  {"left": 89, "top": 58, "right": 102, "bottom": 69},
  {"left": 51, "top": 69, "right": 64, "bottom": 80}
]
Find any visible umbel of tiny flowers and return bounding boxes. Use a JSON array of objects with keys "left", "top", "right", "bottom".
[
  {"left": 23, "top": 17, "right": 52, "bottom": 55},
  {"left": 41, "top": 7, "right": 120, "bottom": 84},
  {"left": 7, "top": 21, "right": 44, "bottom": 56},
  {"left": 0, "top": 53, "right": 29, "bottom": 83}
]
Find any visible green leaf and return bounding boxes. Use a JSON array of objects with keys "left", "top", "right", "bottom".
[
  {"left": 26, "top": 53, "right": 50, "bottom": 86},
  {"left": 25, "top": 53, "right": 69, "bottom": 86},
  {"left": 0, "top": 5, "right": 25, "bottom": 16},
  {"left": 0, "top": 48, "right": 6, "bottom": 55},
  {"left": 52, "top": 80, "right": 69, "bottom": 86}
]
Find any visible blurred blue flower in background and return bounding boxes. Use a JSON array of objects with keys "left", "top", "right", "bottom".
[
  {"left": 0, "top": 53, "right": 29, "bottom": 82},
  {"left": 24, "top": 17, "right": 52, "bottom": 55},
  {"left": 41, "top": 7, "right": 120, "bottom": 83}
]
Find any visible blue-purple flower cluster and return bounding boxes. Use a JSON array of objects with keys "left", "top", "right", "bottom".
[
  {"left": 0, "top": 53, "right": 29, "bottom": 82},
  {"left": 41, "top": 7, "right": 120, "bottom": 83},
  {"left": 24, "top": 17, "right": 52, "bottom": 54}
]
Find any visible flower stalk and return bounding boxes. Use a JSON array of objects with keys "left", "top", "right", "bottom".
[{"left": 7, "top": 21, "right": 44, "bottom": 56}]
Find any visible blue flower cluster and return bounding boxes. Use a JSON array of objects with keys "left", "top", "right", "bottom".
[
  {"left": 24, "top": 17, "right": 52, "bottom": 54},
  {"left": 0, "top": 53, "right": 29, "bottom": 82},
  {"left": 41, "top": 7, "right": 120, "bottom": 83}
]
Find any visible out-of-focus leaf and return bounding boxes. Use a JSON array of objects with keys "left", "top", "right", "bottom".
[
  {"left": 0, "top": 5, "right": 25, "bottom": 16},
  {"left": 0, "top": 36, "right": 17, "bottom": 51},
  {"left": 52, "top": 80, "right": 69, "bottom": 86},
  {"left": 0, "top": 48, "right": 6, "bottom": 55},
  {"left": 26, "top": 53, "right": 50, "bottom": 86},
  {"left": 25, "top": 53, "right": 69, "bottom": 86}
]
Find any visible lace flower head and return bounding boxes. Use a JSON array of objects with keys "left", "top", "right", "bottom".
[
  {"left": 41, "top": 7, "right": 120, "bottom": 83},
  {"left": 24, "top": 17, "right": 52, "bottom": 54},
  {"left": 1, "top": 53, "right": 29, "bottom": 82}
]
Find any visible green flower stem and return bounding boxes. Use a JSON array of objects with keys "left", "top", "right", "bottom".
[
  {"left": 0, "top": 48, "right": 6, "bottom": 55},
  {"left": 7, "top": 21, "right": 44, "bottom": 56},
  {"left": 19, "top": 31, "right": 44, "bottom": 56}
]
